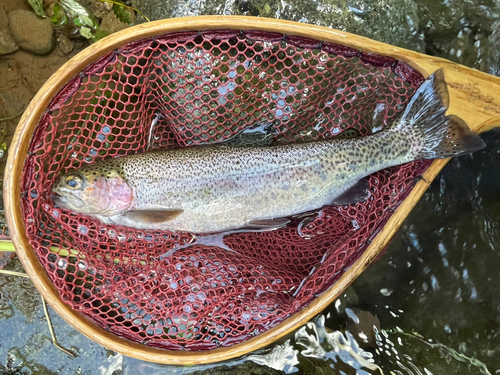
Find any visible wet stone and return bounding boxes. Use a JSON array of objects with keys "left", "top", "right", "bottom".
[
  {"left": 0, "top": 4, "right": 19, "bottom": 55},
  {"left": 57, "top": 34, "right": 73, "bottom": 55},
  {"left": 8, "top": 10, "right": 53, "bottom": 55},
  {"left": 99, "top": 10, "right": 134, "bottom": 35}
]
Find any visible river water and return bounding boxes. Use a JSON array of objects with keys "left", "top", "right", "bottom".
[{"left": 1, "top": 0, "right": 499, "bottom": 373}]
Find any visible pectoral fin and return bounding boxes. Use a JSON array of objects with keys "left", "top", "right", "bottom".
[
  {"left": 331, "top": 179, "right": 371, "bottom": 205},
  {"left": 247, "top": 217, "right": 290, "bottom": 229},
  {"left": 123, "top": 209, "right": 184, "bottom": 224}
]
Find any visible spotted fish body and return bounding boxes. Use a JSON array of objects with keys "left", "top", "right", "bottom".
[{"left": 52, "top": 70, "right": 485, "bottom": 233}]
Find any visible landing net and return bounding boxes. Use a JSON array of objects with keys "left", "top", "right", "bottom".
[{"left": 21, "top": 30, "right": 429, "bottom": 350}]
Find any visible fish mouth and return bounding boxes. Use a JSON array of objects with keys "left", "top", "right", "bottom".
[
  {"left": 52, "top": 192, "right": 68, "bottom": 207},
  {"left": 52, "top": 191, "right": 92, "bottom": 212}
]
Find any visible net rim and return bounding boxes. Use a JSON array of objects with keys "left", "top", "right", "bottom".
[{"left": 4, "top": 15, "right": 440, "bottom": 365}]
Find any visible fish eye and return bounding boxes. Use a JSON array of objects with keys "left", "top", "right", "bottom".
[{"left": 65, "top": 175, "right": 82, "bottom": 189}]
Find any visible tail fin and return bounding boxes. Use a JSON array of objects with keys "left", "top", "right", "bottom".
[{"left": 394, "top": 68, "right": 486, "bottom": 159}]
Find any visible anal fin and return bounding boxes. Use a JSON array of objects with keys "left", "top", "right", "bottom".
[{"left": 331, "top": 179, "right": 371, "bottom": 205}]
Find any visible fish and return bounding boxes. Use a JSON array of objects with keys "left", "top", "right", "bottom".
[{"left": 52, "top": 69, "right": 486, "bottom": 234}]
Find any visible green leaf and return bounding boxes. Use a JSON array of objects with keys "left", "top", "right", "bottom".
[
  {"left": 79, "top": 26, "right": 93, "bottom": 39},
  {"left": 28, "top": 0, "right": 46, "bottom": 17},
  {"left": 73, "top": 16, "right": 83, "bottom": 26},
  {"left": 91, "top": 29, "right": 109, "bottom": 42},
  {"left": 79, "top": 14, "right": 96, "bottom": 28},
  {"left": 51, "top": 3, "right": 68, "bottom": 26},
  {"left": 113, "top": 2, "right": 133, "bottom": 25}
]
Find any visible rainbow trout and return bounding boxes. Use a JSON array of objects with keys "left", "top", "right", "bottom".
[{"left": 53, "top": 70, "right": 485, "bottom": 233}]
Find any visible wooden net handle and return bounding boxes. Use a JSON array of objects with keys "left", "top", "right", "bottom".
[{"left": 410, "top": 59, "right": 500, "bottom": 134}]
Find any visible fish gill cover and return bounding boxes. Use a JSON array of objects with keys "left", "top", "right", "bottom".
[{"left": 21, "top": 30, "right": 430, "bottom": 350}]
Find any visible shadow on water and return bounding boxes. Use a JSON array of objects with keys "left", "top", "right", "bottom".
[
  {"left": 347, "top": 129, "right": 500, "bottom": 374},
  {"left": 1, "top": 0, "right": 500, "bottom": 374}
]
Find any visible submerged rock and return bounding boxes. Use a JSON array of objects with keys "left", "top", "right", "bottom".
[
  {"left": 0, "top": 257, "right": 125, "bottom": 373},
  {"left": 345, "top": 307, "right": 380, "bottom": 350},
  {"left": 7, "top": 10, "right": 53, "bottom": 55},
  {"left": 0, "top": 4, "right": 19, "bottom": 55},
  {"left": 418, "top": 0, "right": 499, "bottom": 73},
  {"left": 187, "top": 361, "right": 284, "bottom": 374},
  {"left": 0, "top": 252, "right": 14, "bottom": 271},
  {"left": 0, "top": 258, "right": 40, "bottom": 323},
  {"left": 131, "top": 0, "right": 425, "bottom": 52}
]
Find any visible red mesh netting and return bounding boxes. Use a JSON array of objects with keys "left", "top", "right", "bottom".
[{"left": 21, "top": 30, "right": 431, "bottom": 350}]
